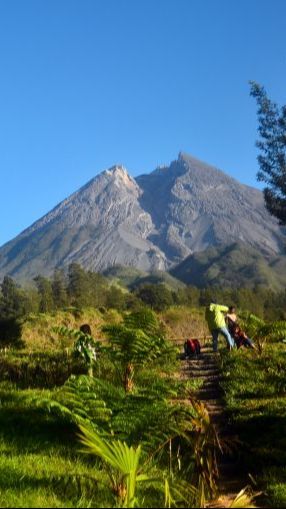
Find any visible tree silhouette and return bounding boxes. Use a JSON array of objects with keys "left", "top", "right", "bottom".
[{"left": 250, "top": 81, "right": 286, "bottom": 225}]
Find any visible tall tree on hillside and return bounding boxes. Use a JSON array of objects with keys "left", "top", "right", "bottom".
[
  {"left": 106, "top": 285, "right": 126, "bottom": 310},
  {"left": 0, "top": 277, "right": 28, "bottom": 344},
  {"left": 52, "top": 269, "right": 68, "bottom": 309},
  {"left": 88, "top": 271, "right": 108, "bottom": 308},
  {"left": 68, "top": 263, "right": 91, "bottom": 308},
  {"left": 34, "top": 276, "right": 54, "bottom": 313},
  {"left": 0, "top": 276, "right": 24, "bottom": 318},
  {"left": 250, "top": 81, "right": 286, "bottom": 225},
  {"left": 135, "top": 284, "right": 173, "bottom": 311}
]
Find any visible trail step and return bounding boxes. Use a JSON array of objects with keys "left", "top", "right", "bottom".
[{"left": 179, "top": 345, "right": 257, "bottom": 508}]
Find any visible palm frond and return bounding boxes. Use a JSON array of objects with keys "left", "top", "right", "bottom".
[
  {"left": 79, "top": 424, "right": 143, "bottom": 508},
  {"left": 229, "top": 488, "right": 256, "bottom": 508}
]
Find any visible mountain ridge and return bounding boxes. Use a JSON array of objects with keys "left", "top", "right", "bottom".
[{"left": 0, "top": 152, "right": 285, "bottom": 282}]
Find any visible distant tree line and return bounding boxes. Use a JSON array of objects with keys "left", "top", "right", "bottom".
[
  {"left": 0, "top": 264, "right": 137, "bottom": 318},
  {"left": 0, "top": 264, "right": 286, "bottom": 327}
]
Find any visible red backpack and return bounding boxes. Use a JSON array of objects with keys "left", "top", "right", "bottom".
[
  {"left": 185, "top": 338, "right": 201, "bottom": 356},
  {"left": 193, "top": 339, "right": 201, "bottom": 354},
  {"left": 186, "top": 339, "right": 196, "bottom": 355}
]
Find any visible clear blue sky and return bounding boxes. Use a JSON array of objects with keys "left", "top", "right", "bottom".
[{"left": 0, "top": 0, "right": 286, "bottom": 246}]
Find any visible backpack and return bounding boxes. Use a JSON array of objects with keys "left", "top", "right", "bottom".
[
  {"left": 184, "top": 338, "right": 201, "bottom": 357},
  {"left": 192, "top": 339, "right": 201, "bottom": 355}
]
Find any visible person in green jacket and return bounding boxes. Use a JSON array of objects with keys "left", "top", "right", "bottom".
[{"left": 205, "top": 302, "right": 235, "bottom": 352}]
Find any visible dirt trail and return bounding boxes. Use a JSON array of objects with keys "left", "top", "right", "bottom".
[{"left": 181, "top": 343, "right": 254, "bottom": 508}]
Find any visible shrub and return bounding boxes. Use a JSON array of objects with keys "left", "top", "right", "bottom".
[{"left": 0, "top": 351, "right": 87, "bottom": 388}]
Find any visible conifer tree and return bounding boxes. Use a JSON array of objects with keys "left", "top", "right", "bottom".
[
  {"left": 250, "top": 81, "right": 286, "bottom": 225},
  {"left": 68, "top": 263, "right": 91, "bottom": 308},
  {"left": 34, "top": 275, "right": 54, "bottom": 313},
  {"left": 52, "top": 269, "right": 68, "bottom": 309},
  {"left": 0, "top": 276, "right": 23, "bottom": 318}
]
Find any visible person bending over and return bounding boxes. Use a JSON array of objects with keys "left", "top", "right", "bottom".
[{"left": 205, "top": 302, "right": 235, "bottom": 352}]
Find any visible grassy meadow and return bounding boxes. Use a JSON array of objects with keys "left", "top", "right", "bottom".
[
  {"left": 0, "top": 306, "right": 206, "bottom": 508},
  {"left": 0, "top": 303, "right": 285, "bottom": 507}
]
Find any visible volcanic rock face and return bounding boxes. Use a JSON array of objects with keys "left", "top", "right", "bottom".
[
  {"left": 137, "top": 153, "right": 284, "bottom": 262},
  {"left": 0, "top": 153, "right": 284, "bottom": 280}
]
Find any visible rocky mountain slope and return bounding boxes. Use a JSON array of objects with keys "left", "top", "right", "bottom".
[
  {"left": 0, "top": 152, "right": 285, "bottom": 281},
  {"left": 137, "top": 153, "right": 284, "bottom": 261}
]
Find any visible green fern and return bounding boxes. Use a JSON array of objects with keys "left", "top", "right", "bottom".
[
  {"left": 34, "top": 375, "right": 112, "bottom": 428},
  {"left": 239, "top": 313, "right": 286, "bottom": 353},
  {"left": 102, "top": 310, "right": 176, "bottom": 392},
  {"left": 123, "top": 309, "right": 165, "bottom": 338}
]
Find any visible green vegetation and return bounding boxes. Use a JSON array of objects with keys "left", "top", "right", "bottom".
[
  {"left": 221, "top": 329, "right": 286, "bottom": 507},
  {"left": 171, "top": 242, "right": 286, "bottom": 292},
  {"left": 0, "top": 306, "right": 213, "bottom": 508},
  {"left": 1, "top": 261, "right": 286, "bottom": 353},
  {"left": 1, "top": 264, "right": 286, "bottom": 507},
  {"left": 104, "top": 266, "right": 186, "bottom": 291},
  {"left": 0, "top": 382, "right": 105, "bottom": 508}
]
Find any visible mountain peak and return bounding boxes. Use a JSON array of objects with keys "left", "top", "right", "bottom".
[
  {"left": 177, "top": 151, "right": 218, "bottom": 171},
  {"left": 105, "top": 164, "right": 128, "bottom": 175},
  {"left": 96, "top": 164, "right": 137, "bottom": 191},
  {"left": 0, "top": 152, "right": 285, "bottom": 281},
  {"left": 178, "top": 151, "right": 189, "bottom": 162}
]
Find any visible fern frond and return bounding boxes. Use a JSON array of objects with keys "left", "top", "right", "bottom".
[{"left": 34, "top": 375, "right": 112, "bottom": 428}]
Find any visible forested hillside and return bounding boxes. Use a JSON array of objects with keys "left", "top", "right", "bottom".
[{"left": 171, "top": 242, "right": 286, "bottom": 291}]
